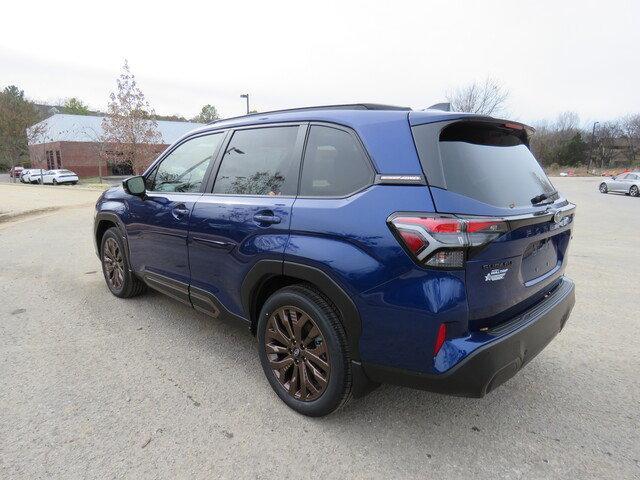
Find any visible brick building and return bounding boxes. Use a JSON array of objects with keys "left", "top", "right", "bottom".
[{"left": 27, "top": 114, "right": 203, "bottom": 177}]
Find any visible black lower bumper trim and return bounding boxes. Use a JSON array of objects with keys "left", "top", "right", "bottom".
[{"left": 362, "top": 277, "right": 575, "bottom": 397}]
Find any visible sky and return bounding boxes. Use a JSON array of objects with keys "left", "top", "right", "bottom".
[{"left": 1, "top": 0, "right": 638, "bottom": 126}]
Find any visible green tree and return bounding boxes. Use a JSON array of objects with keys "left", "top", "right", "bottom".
[
  {"left": 0, "top": 85, "right": 42, "bottom": 178},
  {"left": 192, "top": 104, "right": 220, "bottom": 123},
  {"left": 62, "top": 97, "right": 90, "bottom": 115},
  {"left": 555, "top": 132, "right": 588, "bottom": 166}
]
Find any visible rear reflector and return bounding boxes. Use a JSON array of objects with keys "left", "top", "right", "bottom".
[{"left": 434, "top": 323, "right": 447, "bottom": 355}]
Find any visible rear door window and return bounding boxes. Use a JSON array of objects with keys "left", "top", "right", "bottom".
[
  {"left": 299, "top": 125, "right": 373, "bottom": 197},
  {"left": 418, "top": 122, "right": 556, "bottom": 209},
  {"left": 213, "top": 126, "right": 300, "bottom": 196}
]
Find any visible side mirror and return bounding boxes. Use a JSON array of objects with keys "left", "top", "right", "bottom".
[{"left": 123, "top": 175, "right": 146, "bottom": 196}]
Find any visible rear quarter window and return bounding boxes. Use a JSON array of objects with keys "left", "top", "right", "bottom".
[{"left": 299, "top": 125, "right": 373, "bottom": 197}]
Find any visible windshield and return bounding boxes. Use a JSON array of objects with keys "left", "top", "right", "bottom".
[{"left": 435, "top": 122, "right": 556, "bottom": 209}]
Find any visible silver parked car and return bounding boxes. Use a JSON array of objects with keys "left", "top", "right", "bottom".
[{"left": 599, "top": 172, "right": 640, "bottom": 197}]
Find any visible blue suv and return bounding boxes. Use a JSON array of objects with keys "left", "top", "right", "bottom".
[{"left": 94, "top": 104, "right": 576, "bottom": 417}]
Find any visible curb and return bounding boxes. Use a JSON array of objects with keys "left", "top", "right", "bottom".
[{"left": 0, "top": 183, "right": 109, "bottom": 192}]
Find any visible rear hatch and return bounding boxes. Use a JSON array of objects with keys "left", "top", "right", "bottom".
[{"left": 410, "top": 118, "right": 575, "bottom": 330}]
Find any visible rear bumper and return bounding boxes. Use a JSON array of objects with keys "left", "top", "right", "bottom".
[{"left": 362, "top": 277, "right": 575, "bottom": 397}]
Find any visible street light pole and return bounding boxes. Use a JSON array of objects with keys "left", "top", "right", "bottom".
[{"left": 240, "top": 94, "right": 250, "bottom": 114}]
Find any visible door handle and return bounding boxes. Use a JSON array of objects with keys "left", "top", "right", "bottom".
[
  {"left": 172, "top": 204, "right": 189, "bottom": 220},
  {"left": 253, "top": 212, "right": 281, "bottom": 225}
]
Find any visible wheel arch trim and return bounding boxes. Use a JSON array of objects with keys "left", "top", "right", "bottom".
[
  {"left": 241, "top": 260, "right": 363, "bottom": 361},
  {"left": 94, "top": 212, "right": 130, "bottom": 266}
]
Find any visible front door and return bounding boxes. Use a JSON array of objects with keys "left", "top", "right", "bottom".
[
  {"left": 187, "top": 124, "right": 306, "bottom": 319},
  {"left": 126, "top": 132, "right": 226, "bottom": 302}
]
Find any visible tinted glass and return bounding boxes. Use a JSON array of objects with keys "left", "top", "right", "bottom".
[
  {"left": 147, "top": 133, "right": 223, "bottom": 192},
  {"left": 435, "top": 123, "right": 556, "bottom": 209},
  {"left": 213, "top": 127, "right": 299, "bottom": 196},
  {"left": 300, "top": 126, "right": 372, "bottom": 197}
]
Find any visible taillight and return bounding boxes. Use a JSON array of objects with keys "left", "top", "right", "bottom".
[
  {"left": 434, "top": 323, "right": 447, "bottom": 355},
  {"left": 389, "top": 214, "right": 507, "bottom": 268}
]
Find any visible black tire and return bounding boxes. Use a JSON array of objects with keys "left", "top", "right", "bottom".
[
  {"left": 53, "top": 179, "right": 57, "bottom": 185},
  {"left": 100, "top": 227, "right": 146, "bottom": 298},
  {"left": 257, "top": 284, "right": 352, "bottom": 417},
  {"left": 72, "top": 182, "right": 77, "bottom": 185},
  {"left": 630, "top": 185, "right": 639, "bottom": 197},
  {"left": 599, "top": 182, "right": 608, "bottom": 194}
]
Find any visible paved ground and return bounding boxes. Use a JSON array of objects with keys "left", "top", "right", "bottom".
[
  {"left": 1, "top": 177, "right": 638, "bottom": 479},
  {"left": 0, "top": 184, "right": 101, "bottom": 221}
]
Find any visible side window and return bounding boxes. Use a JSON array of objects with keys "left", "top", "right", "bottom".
[
  {"left": 146, "top": 133, "right": 223, "bottom": 193},
  {"left": 299, "top": 126, "right": 373, "bottom": 197},
  {"left": 213, "top": 126, "right": 300, "bottom": 196}
]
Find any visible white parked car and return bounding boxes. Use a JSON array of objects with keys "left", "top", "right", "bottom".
[
  {"left": 19, "top": 169, "right": 32, "bottom": 183},
  {"left": 599, "top": 172, "right": 640, "bottom": 197},
  {"left": 21, "top": 169, "right": 46, "bottom": 184},
  {"left": 39, "top": 169, "right": 79, "bottom": 185}
]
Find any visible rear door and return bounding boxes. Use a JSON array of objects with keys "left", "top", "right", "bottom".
[
  {"left": 620, "top": 173, "right": 635, "bottom": 192},
  {"left": 411, "top": 119, "right": 575, "bottom": 329},
  {"left": 187, "top": 124, "right": 306, "bottom": 319}
]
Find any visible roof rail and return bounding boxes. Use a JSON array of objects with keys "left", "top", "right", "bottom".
[{"left": 207, "top": 103, "right": 411, "bottom": 125}]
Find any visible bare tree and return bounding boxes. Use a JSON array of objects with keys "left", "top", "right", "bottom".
[
  {"left": 446, "top": 77, "right": 509, "bottom": 116},
  {"left": 82, "top": 126, "right": 109, "bottom": 182},
  {"left": 26, "top": 123, "right": 55, "bottom": 184},
  {"left": 594, "top": 121, "right": 622, "bottom": 168},
  {"left": 619, "top": 114, "right": 640, "bottom": 164},
  {"left": 100, "top": 60, "right": 162, "bottom": 174},
  {"left": 529, "top": 112, "right": 586, "bottom": 168}
]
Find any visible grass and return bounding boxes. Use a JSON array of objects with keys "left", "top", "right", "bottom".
[{"left": 77, "top": 177, "right": 112, "bottom": 189}]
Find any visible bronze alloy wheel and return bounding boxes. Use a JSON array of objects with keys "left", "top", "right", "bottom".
[
  {"left": 103, "top": 237, "right": 125, "bottom": 290},
  {"left": 265, "top": 306, "right": 331, "bottom": 401}
]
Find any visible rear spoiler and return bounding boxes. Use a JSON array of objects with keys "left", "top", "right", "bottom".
[{"left": 410, "top": 112, "right": 535, "bottom": 135}]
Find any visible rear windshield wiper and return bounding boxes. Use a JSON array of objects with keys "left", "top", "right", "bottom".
[{"left": 531, "top": 190, "right": 558, "bottom": 205}]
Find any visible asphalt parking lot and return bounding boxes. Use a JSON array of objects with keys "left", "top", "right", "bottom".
[{"left": 1, "top": 177, "right": 638, "bottom": 479}]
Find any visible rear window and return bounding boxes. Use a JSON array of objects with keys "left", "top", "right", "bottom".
[{"left": 418, "top": 122, "right": 556, "bottom": 209}]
